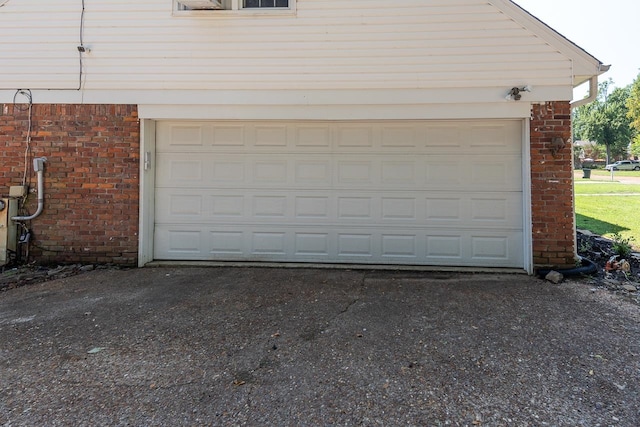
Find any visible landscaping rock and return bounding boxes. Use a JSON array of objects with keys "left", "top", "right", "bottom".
[{"left": 545, "top": 271, "right": 564, "bottom": 284}]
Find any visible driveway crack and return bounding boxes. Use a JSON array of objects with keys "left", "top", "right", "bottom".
[
  {"left": 336, "top": 271, "right": 367, "bottom": 316},
  {"left": 339, "top": 297, "right": 359, "bottom": 315}
]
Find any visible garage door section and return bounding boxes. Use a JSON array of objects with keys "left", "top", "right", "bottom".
[{"left": 154, "top": 120, "right": 524, "bottom": 268}]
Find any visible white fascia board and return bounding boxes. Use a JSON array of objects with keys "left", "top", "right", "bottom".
[
  {"left": 0, "top": 86, "right": 572, "bottom": 106},
  {"left": 490, "top": 0, "right": 606, "bottom": 83}
]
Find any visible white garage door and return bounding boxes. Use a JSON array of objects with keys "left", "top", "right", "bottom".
[{"left": 154, "top": 120, "right": 524, "bottom": 268}]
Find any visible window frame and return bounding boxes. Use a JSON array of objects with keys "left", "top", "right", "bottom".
[{"left": 173, "top": 0, "right": 296, "bottom": 16}]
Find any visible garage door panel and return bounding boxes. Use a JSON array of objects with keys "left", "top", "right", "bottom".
[
  {"left": 337, "top": 196, "right": 373, "bottom": 220},
  {"left": 167, "top": 159, "right": 204, "bottom": 182},
  {"left": 471, "top": 159, "right": 522, "bottom": 189},
  {"left": 154, "top": 224, "right": 523, "bottom": 267},
  {"left": 337, "top": 125, "right": 375, "bottom": 148},
  {"left": 166, "top": 124, "right": 204, "bottom": 147},
  {"left": 380, "top": 125, "right": 420, "bottom": 148},
  {"left": 472, "top": 236, "right": 511, "bottom": 260},
  {"left": 211, "top": 195, "right": 245, "bottom": 218},
  {"left": 154, "top": 120, "right": 524, "bottom": 268},
  {"left": 252, "top": 232, "right": 287, "bottom": 255},
  {"left": 156, "top": 190, "right": 521, "bottom": 228},
  {"left": 254, "top": 160, "right": 289, "bottom": 184},
  {"left": 254, "top": 124, "right": 289, "bottom": 147},
  {"left": 424, "top": 161, "right": 463, "bottom": 186},
  {"left": 381, "top": 197, "right": 416, "bottom": 220},
  {"left": 156, "top": 121, "right": 522, "bottom": 155},
  {"left": 295, "top": 160, "right": 332, "bottom": 185},
  {"left": 425, "top": 235, "right": 462, "bottom": 258},
  {"left": 210, "top": 231, "right": 244, "bottom": 255},
  {"left": 295, "top": 233, "right": 330, "bottom": 256},
  {"left": 157, "top": 152, "right": 522, "bottom": 192},
  {"left": 295, "top": 124, "right": 332, "bottom": 147},
  {"left": 466, "top": 123, "right": 517, "bottom": 149}
]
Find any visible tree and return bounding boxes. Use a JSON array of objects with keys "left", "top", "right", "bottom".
[
  {"left": 573, "top": 79, "right": 634, "bottom": 163},
  {"left": 626, "top": 72, "right": 640, "bottom": 158}
]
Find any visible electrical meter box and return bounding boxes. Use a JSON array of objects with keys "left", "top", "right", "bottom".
[{"left": 0, "top": 198, "right": 18, "bottom": 266}]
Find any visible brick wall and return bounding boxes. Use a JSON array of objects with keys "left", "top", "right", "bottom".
[
  {"left": 530, "top": 101, "right": 576, "bottom": 269},
  {"left": 0, "top": 104, "right": 139, "bottom": 265}
]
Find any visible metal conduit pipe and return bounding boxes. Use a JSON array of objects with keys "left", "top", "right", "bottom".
[{"left": 12, "top": 157, "right": 47, "bottom": 221}]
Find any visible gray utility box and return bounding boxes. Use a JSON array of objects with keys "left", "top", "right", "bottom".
[{"left": 0, "top": 198, "right": 18, "bottom": 266}]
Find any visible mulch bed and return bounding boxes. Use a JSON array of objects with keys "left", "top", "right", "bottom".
[
  {"left": 0, "top": 264, "right": 124, "bottom": 292},
  {"left": 575, "top": 230, "right": 640, "bottom": 305}
]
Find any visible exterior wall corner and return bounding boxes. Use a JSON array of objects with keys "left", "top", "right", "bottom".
[{"left": 529, "top": 101, "right": 576, "bottom": 269}]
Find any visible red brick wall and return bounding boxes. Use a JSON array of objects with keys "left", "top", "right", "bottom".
[
  {"left": 530, "top": 101, "right": 575, "bottom": 269},
  {"left": 0, "top": 104, "right": 139, "bottom": 265}
]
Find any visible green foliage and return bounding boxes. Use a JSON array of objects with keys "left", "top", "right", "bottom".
[
  {"left": 578, "top": 238, "right": 593, "bottom": 254},
  {"left": 611, "top": 232, "right": 634, "bottom": 258},
  {"left": 627, "top": 72, "right": 640, "bottom": 133},
  {"left": 573, "top": 79, "right": 635, "bottom": 163},
  {"left": 626, "top": 74, "right": 640, "bottom": 158},
  {"left": 631, "top": 137, "right": 640, "bottom": 157}
]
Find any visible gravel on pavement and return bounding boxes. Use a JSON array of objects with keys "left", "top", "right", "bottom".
[{"left": 1, "top": 267, "right": 639, "bottom": 426}]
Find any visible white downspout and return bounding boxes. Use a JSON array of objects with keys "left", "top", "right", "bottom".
[
  {"left": 12, "top": 157, "right": 47, "bottom": 221},
  {"left": 570, "top": 76, "right": 599, "bottom": 109},
  {"left": 571, "top": 64, "right": 610, "bottom": 109}
]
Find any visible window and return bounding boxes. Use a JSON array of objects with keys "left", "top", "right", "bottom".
[
  {"left": 244, "top": 0, "right": 288, "bottom": 7},
  {"left": 178, "top": 0, "right": 224, "bottom": 9},
  {"left": 176, "top": 0, "right": 292, "bottom": 12}
]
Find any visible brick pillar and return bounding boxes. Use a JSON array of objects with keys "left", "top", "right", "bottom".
[
  {"left": 530, "top": 101, "right": 575, "bottom": 268},
  {"left": 0, "top": 104, "right": 139, "bottom": 265}
]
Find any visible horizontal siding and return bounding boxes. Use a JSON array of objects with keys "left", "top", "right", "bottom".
[
  {"left": 0, "top": 0, "right": 573, "bottom": 96},
  {"left": 0, "top": 0, "right": 79, "bottom": 89}
]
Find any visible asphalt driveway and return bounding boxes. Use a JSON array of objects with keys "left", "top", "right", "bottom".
[{"left": 1, "top": 267, "right": 639, "bottom": 426}]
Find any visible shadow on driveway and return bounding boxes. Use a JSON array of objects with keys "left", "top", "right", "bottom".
[{"left": 1, "top": 267, "right": 639, "bottom": 426}]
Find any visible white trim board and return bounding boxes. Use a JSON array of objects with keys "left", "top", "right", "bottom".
[{"left": 138, "top": 103, "right": 535, "bottom": 121}]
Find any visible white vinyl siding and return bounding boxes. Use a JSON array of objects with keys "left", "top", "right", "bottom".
[
  {"left": 153, "top": 119, "right": 525, "bottom": 268},
  {"left": 0, "top": 0, "right": 79, "bottom": 89},
  {"left": 0, "top": 0, "right": 575, "bottom": 98}
]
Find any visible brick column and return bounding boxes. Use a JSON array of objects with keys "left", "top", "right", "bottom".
[
  {"left": 530, "top": 101, "right": 575, "bottom": 268},
  {"left": 0, "top": 104, "right": 139, "bottom": 265}
]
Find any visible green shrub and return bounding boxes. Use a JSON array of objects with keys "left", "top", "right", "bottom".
[{"left": 611, "top": 232, "right": 634, "bottom": 258}]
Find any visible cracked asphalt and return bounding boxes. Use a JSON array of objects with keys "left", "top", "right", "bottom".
[{"left": 1, "top": 267, "right": 639, "bottom": 426}]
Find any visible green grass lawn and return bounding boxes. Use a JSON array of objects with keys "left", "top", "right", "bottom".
[
  {"left": 574, "top": 182, "right": 640, "bottom": 195},
  {"left": 574, "top": 181, "right": 640, "bottom": 249}
]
